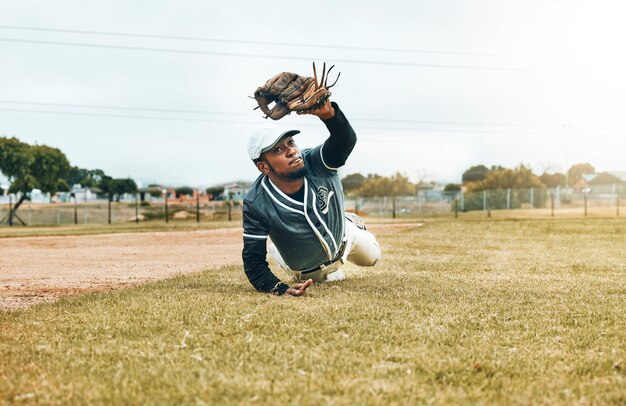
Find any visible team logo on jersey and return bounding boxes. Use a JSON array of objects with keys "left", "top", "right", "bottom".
[{"left": 316, "top": 186, "right": 334, "bottom": 214}]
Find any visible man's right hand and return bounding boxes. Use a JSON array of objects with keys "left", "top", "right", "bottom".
[{"left": 286, "top": 279, "right": 313, "bottom": 296}]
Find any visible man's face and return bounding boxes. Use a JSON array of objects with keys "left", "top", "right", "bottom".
[{"left": 257, "top": 136, "right": 305, "bottom": 180}]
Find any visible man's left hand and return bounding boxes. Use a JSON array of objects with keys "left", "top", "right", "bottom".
[{"left": 297, "top": 99, "right": 335, "bottom": 120}]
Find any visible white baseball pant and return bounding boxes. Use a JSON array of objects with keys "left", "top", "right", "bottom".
[{"left": 269, "top": 218, "right": 381, "bottom": 283}]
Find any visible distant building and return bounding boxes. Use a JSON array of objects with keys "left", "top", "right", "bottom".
[
  {"left": 57, "top": 185, "right": 100, "bottom": 203},
  {"left": 223, "top": 183, "right": 250, "bottom": 201},
  {"left": 416, "top": 181, "right": 446, "bottom": 201},
  {"left": 30, "top": 189, "right": 51, "bottom": 204},
  {"left": 0, "top": 189, "right": 51, "bottom": 204},
  {"left": 587, "top": 171, "right": 626, "bottom": 195},
  {"left": 137, "top": 186, "right": 166, "bottom": 202},
  {"left": 571, "top": 173, "right": 597, "bottom": 193}
]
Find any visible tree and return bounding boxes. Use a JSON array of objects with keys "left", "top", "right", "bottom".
[
  {"left": 66, "top": 167, "right": 106, "bottom": 188},
  {"left": 354, "top": 172, "right": 414, "bottom": 218},
  {"left": 112, "top": 178, "right": 137, "bottom": 202},
  {"left": 467, "top": 164, "right": 543, "bottom": 192},
  {"left": 539, "top": 172, "right": 566, "bottom": 188},
  {"left": 355, "top": 174, "right": 385, "bottom": 197},
  {"left": 147, "top": 184, "right": 165, "bottom": 197},
  {"left": 175, "top": 186, "right": 194, "bottom": 198},
  {"left": 341, "top": 173, "right": 365, "bottom": 195},
  {"left": 463, "top": 165, "right": 547, "bottom": 211},
  {"left": 0, "top": 137, "right": 70, "bottom": 225},
  {"left": 356, "top": 172, "right": 414, "bottom": 197},
  {"left": 30, "top": 145, "right": 71, "bottom": 195},
  {"left": 98, "top": 176, "right": 137, "bottom": 202},
  {"left": 567, "top": 163, "right": 595, "bottom": 185},
  {"left": 206, "top": 186, "right": 225, "bottom": 200},
  {"left": 462, "top": 165, "right": 489, "bottom": 183},
  {"left": 98, "top": 175, "right": 115, "bottom": 201},
  {"left": 388, "top": 172, "right": 415, "bottom": 196},
  {"left": 0, "top": 137, "right": 35, "bottom": 194},
  {"left": 444, "top": 183, "right": 461, "bottom": 192}
]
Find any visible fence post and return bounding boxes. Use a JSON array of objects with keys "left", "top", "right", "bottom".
[
  {"left": 108, "top": 196, "right": 112, "bottom": 224},
  {"left": 487, "top": 190, "right": 491, "bottom": 218},
  {"left": 73, "top": 194, "right": 78, "bottom": 225},
  {"left": 392, "top": 198, "right": 396, "bottom": 219},
  {"left": 454, "top": 196, "right": 458, "bottom": 218},
  {"left": 196, "top": 190, "right": 200, "bottom": 223},
  {"left": 135, "top": 193, "right": 139, "bottom": 224},
  {"left": 164, "top": 192, "right": 169, "bottom": 223},
  {"left": 483, "top": 190, "right": 487, "bottom": 211},
  {"left": 530, "top": 188, "right": 534, "bottom": 209},
  {"left": 8, "top": 194, "right": 13, "bottom": 226},
  {"left": 550, "top": 190, "right": 555, "bottom": 217},
  {"left": 506, "top": 188, "right": 511, "bottom": 210},
  {"left": 584, "top": 191, "right": 588, "bottom": 217},
  {"left": 228, "top": 200, "right": 232, "bottom": 222}
]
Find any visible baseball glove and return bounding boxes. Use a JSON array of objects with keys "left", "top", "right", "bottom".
[{"left": 253, "top": 62, "right": 340, "bottom": 120}]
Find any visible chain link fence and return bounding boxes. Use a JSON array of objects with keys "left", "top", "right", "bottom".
[
  {"left": 1, "top": 187, "right": 624, "bottom": 226},
  {"left": 0, "top": 198, "right": 242, "bottom": 226},
  {"left": 345, "top": 188, "right": 624, "bottom": 218}
]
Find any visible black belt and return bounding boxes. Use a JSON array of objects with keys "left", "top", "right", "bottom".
[{"left": 300, "top": 239, "right": 348, "bottom": 275}]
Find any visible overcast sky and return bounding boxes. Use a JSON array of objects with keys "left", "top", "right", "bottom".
[{"left": 2, "top": 0, "right": 625, "bottom": 187}]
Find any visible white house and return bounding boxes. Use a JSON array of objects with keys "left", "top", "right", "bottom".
[
  {"left": 57, "top": 185, "right": 100, "bottom": 203},
  {"left": 223, "top": 183, "right": 250, "bottom": 201}
]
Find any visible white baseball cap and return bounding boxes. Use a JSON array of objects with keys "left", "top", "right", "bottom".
[{"left": 248, "top": 122, "right": 300, "bottom": 161}]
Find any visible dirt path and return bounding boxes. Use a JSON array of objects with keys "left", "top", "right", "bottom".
[{"left": 0, "top": 223, "right": 420, "bottom": 310}]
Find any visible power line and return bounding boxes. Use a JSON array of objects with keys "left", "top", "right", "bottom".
[
  {"left": 0, "top": 107, "right": 258, "bottom": 125},
  {"left": 0, "top": 100, "right": 557, "bottom": 129},
  {"left": 357, "top": 117, "right": 554, "bottom": 129},
  {"left": 0, "top": 37, "right": 555, "bottom": 73},
  {"left": 0, "top": 106, "right": 529, "bottom": 134},
  {"left": 4, "top": 106, "right": 619, "bottom": 137},
  {"left": 0, "top": 100, "right": 241, "bottom": 116},
  {"left": 0, "top": 24, "right": 543, "bottom": 59}
]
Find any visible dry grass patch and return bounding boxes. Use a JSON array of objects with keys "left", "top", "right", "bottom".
[{"left": 1, "top": 218, "right": 625, "bottom": 404}]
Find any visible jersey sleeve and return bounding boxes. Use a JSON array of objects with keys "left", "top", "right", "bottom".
[
  {"left": 320, "top": 102, "right": 357, "bottom": 170},
  {"left": 242, "top": 200, "right": 289, "bottom": 295}
]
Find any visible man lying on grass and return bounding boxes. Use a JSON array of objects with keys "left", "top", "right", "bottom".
[{"left": 242, "top": 98, "right": 381, "bottom": 296}]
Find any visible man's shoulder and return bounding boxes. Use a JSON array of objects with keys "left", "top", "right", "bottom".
[
  {"left": 303, "top": 145, "right": 337, "bottom": 177},
  {"left": 302, "top": 145, "right": 323, "bottom": 168},
  {"left": 302, "top": 146, "right": 320, "bottom": 159},
  {"left": 243, "top": 175, "right": 266, "bottom": 205}
]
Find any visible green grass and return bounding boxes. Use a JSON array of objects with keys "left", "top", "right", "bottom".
[{"left": 1, "top": 218, "right": 625, "bottom": 404}]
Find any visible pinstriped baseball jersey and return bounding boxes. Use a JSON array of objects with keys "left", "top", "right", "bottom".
[
  {"left": 243, "top": 144, "right": 345, "bottom": 271},
  {"left": 242, "top": 102, "right": 356, "bottom": 294}
]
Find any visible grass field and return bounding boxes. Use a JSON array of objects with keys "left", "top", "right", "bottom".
[{"left": 1, "top": 216, "right": 625, "bottom": 404}]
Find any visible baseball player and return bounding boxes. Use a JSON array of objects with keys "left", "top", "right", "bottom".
[{"left": 243, "top": 99, "right": 381, "bottom": 296}]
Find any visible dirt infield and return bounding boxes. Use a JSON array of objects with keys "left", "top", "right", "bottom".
[{"left": 0, "top": 223, "right": 420, "bottom": 310}]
